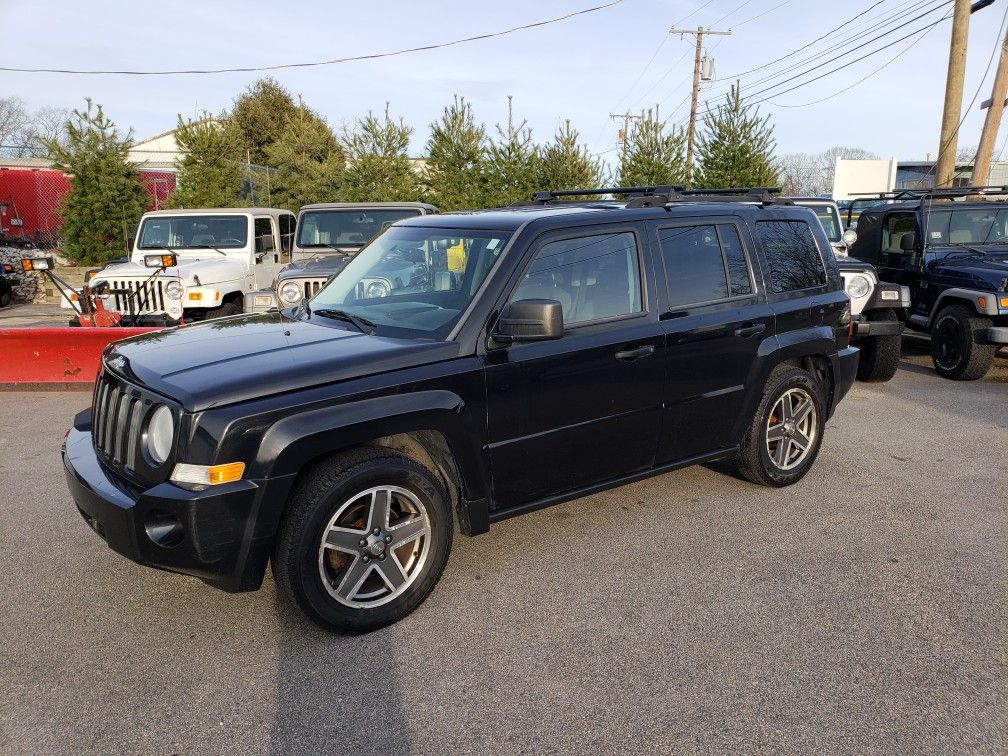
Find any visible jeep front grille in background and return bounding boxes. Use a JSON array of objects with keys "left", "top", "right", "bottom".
[
  {"left": 110, "top": 279, "right": 165, "bottom": 314},
  {"left": 303, "top": 279, "right": 327, "bottom": 299},
  {"left": 92, "top": 371, "right": 161, "bottom": 474}
]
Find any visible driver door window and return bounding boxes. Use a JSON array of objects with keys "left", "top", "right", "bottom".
[
  {"left": 882, "top": 213, "right": 916, "bottom": 255},
  {"left": 509, "top": 231, "right": 642, "bottom": 327}
]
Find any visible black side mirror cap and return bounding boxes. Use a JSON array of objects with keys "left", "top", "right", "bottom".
[
  {"left": 493, "top": 299, "right": 564, "bottom": 343},
  {"left": 900, "top": 232, "right": 916, "bottom": 251}
]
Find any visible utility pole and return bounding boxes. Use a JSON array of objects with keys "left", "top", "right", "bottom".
[
  {"left": 935, "top": 0, "right": 972, "bottom": 187},
  {"left": 970, "top": 27, "right": 1008, "bottom": 185},
  {"left": 610, "top": 112, "right": 643, "bottom": 159},
  {"left": 671, "top": 26, "right": 732, "bottom": 184}
]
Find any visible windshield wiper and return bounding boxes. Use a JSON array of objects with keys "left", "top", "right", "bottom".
[{"left": 311, "top": 308, "right": 377, "bottom": 335}]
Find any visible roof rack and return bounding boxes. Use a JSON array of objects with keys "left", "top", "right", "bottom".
[{"left": 527, "top": 185, "right": 684, "bottom": 207}]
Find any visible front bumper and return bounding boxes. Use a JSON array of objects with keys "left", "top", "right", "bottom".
[
  {"left": 853, "top": 317, "right": 904, "bottom": 337},
  {"left": 831, "top": 346, "right": 860, "bottom": 416},
  {"left": 987, "top": 326, "right": 1008, "bottom": 344},
  {"left": 62, "top": 411, "right": 293, "bottom": 592}
]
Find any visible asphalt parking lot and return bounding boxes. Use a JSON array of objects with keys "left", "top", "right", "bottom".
[{"left": 1, "top": 341, "right": 1005, "bottom": 755}]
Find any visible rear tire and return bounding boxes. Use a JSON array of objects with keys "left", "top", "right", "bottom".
[
  {"left": 272, "top": 447, "right": 452, "bottom": 634},
  {"left": 856, "top": 309, "right": 901, "bottom": 382},
  {"left": 930, "top": 305, "right": 995, "bottom": 381},
  {"left": 735, "top": 365, "right": 826, "bottom": 487},
  {"left": 0, "top": 290, "right": 11, "bottom": 308}
]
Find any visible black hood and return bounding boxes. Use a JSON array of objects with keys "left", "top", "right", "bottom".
[
  {"left": 104, "top": 313, "right": 459, "bottom": 411},
  {"left": 929, "top": 245, "right": 1008, "bottom": 291}
]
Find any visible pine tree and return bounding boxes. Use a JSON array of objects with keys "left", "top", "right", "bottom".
[
  {"left": 539, "top": 119, "right": 603, "bottom": 193},
  {"left": 167, "top": 112, "right": 245, "bottom": 209},
  {"left": 484, "top": 96, "right": 540, "bottom": 207},
  {"left": 340, "top": 104, "right": 422, "bottom": 202},
  {"left": 43, "top": 98, "right": 148, "bottom": 265},
  {"left": 424, "top": 96, "right": 487, "bottom": 211},
  {"left": 618, "top": 106, "right": 686, "bottom": 187},
  {"left": 692, "top": 84, "right": 778, "bottom": 190},
  {"left": 230, "top": 77, "right": 298, "bottom": 165},
  {"left": 264, "top": 103, "right": 344, "bottom": 209}
]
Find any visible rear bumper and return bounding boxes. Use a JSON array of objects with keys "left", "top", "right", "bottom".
[
  {"left": 62, "top": 411, "right": 293, "bottom": 592},
  {"left": 831, "top": 346, "right": 859, "bottom": 415}
]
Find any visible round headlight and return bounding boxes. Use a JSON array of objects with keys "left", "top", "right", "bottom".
[
  {"left": 842, "top": 228, "right": 858, "bottom": 246},
  {"left": 146, "top": 404, "right": 174, "bottom": 464},
  {"left": 278, "top": 281, "right": 303, "bottom": 305},
  {"left": 164, "top": 281, "right": 183, "bottom": 300},
  {"left": 845, "top": 274, "right": 871, "bottom": 299},
  {"left": 366, "top": 280, "right": 390, "bottom": 298}
]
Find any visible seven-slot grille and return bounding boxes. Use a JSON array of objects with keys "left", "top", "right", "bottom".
[
  {"left": 92, "top": 371, "right": 151, "bottom": 472},
  {"left": 108, "top": 279, "right": 166, "bottom": 314}
]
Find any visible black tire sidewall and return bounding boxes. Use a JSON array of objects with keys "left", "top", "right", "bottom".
[
  {"left": 931, "top": 308, "right": 969, "bottom": 375},
  {"left": 291, "top": 458, "right": 451, "bottom": 633},
  {"left": 753, "top": 369, "right": 826, "bottom": 486}
]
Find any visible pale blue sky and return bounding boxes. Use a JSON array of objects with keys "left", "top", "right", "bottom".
[{"left": 3, "top": 0, "right": 1006, "bottom": 168}]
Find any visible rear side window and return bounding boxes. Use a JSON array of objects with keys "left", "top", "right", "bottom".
[
  {"left": 279, "top": 214, "right": 295, "bottom": 251},
  {"left": 511, "top": 231, "right": 642, "bottom": 326},
  {"left": 658, "top": 224, "right": 753, "bottom": 307},
  {"left": 756, "top": 220, "right": 827, "bottom": 293}
]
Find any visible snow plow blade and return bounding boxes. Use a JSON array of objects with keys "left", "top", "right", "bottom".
[{"left": 0, "top": 327, "right": 161, "bottom": 389}]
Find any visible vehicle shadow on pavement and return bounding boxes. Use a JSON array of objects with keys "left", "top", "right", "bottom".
[{"left": 266, "top": 584, "right": 412, "bottom": 756}]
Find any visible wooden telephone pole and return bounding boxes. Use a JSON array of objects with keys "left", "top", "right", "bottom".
[
  {"left": 610, "top": 112, "right": 643, "bottom": 159},
  {"left": 670, "top": 26, "right": 732, "bottom": 183},
  {"left": 970, "top": 27, "right": 1008, "bottom": 185},
  {"left": 935, "top": 0, "right": 972, "bottom": 187}
]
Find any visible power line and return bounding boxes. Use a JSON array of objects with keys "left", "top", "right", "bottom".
[{"left": 0, "top": 0, "right": 630, "bottom": 76}]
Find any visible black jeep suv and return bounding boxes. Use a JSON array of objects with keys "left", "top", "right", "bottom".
[
  {"left": 848, "top": 186, "right": 1008, "bottom": 380},
  {"left": 63, "top": 187, "right": 859, "bottom": 633}
]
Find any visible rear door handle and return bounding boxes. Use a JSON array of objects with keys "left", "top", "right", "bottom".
[
  {"left": 615, "top": 344, "right": 655, "bottom": 361},
  {"left": 734, "top": 323, "right": 766, "bottom": 338}
]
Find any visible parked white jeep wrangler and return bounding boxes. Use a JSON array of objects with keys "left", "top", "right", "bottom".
[{"left": 76, "top": 208, "right": 295, "bottom": 325}]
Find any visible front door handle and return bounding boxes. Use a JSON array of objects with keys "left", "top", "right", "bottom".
[
  {"left": 734, "top": 323, "right": 766, "bottom": 338},
  {"left": 615, "top": 344, "right": 655, "bottom": 361}
]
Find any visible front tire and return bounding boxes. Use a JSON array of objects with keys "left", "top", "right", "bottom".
[
  {"left": 0, "top": 289, "right": 11, "bottom": 308},
  {"left": 930, "top": 305, "right": 996, "bottom": 381},
  {"left": 203, "top": 298, "right": 242, "bottom": 320},
  {"left": 856, "top": 309, "right": 901, "bottom": 382},
  {"left": 272, "top": 447, "right": 452, "bottom": 633},
  {"left": 735, "top": 365, "right": 827, "bottom": 487}
]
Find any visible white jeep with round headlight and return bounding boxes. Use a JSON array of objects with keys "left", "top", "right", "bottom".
[
  {"left": 792, "top": 197, "right": 911, "bottom": 382},
  {"left": 74, "top": 207, "right": 296, "bottom": 325}
]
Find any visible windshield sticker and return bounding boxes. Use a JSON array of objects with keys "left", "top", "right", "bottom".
[
  {"left": 931, "top": 231, "right": 942, "bottom": 239},
  {"left": 487, "top": 239, "right": 500, "bottom": 250}
]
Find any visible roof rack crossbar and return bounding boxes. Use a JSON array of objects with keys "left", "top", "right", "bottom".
[{"left": 529, "top": 185, "right": 684, "bottom": 203}]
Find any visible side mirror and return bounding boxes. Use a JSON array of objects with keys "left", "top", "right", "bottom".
[
  {"left": 126, "top": 235, "right": 135, "bottom": 251},
  {"left": 493, "top": 299, "right": 564, "bottom": 343},
  {"left": 842, "top": 228, "right": 857, "bottom": 246},
  {"left": 899, "top": 232, "right": 916, "bottom": 251}
]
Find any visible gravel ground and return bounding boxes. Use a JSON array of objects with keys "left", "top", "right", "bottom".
[{"left": 0, "top": 345, "right": 1005, "bottom": 755}]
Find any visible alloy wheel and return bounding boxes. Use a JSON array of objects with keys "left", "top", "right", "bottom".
[
  {"left": 317, "top": 485, "right": 431, "bottom": 608},
  {"left": 765, "top": 388, "right": 818, "bottom": 471}
]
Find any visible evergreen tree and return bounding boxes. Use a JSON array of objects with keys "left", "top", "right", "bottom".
[
  {"left": 692, "top": 84, "right": 778, "bottom": 190},
  {"left": 340, "top": 104, "right": 422, "bottom": 202},
  {"left": 484, "top": 96, "right": 540, "bottom": 206},
  {"left": 618, "top": 106, "right": 686, "bottom": 187},
  {"left": 230, "top": 77, "right": 298, "bottom": 165},
  {"left": 264, "top": 103, "right": 344, "bottom": 209},
  {"left": 167, "top": 112, "right": 245, "bottom": 209},
  {"left": 43, "top": 98, "right": 147, "bottom": 265},
  {"left": 539, "top": 119, "right": 603, "bottom": 193},
  {"left": 424, "top": 96, "right": 487, "bottom": 210}
]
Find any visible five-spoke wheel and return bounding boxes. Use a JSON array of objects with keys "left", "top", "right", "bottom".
[{"left": 765, "top": 388, "right": 817, "bottom": 471}]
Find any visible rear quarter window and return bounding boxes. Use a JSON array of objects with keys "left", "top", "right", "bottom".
[{"left": 756, "top": 220, "right": 827, "bottom": 294}]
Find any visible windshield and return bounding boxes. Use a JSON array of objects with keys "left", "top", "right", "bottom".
[
  {"left": 306, "top": 225, "right": 511, "bottom": 339},
  {"left": 923, "top": 206, "right": 1008, "bottom": 245},
  {"left": 795, "top": 202, "right": 842, "bottom": 242},
  {"left": 296, "top": 209, "right": 423, "bottom": 250},
  {"left": 137, "top": 215, "right": 248, "bottom": 250}
]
